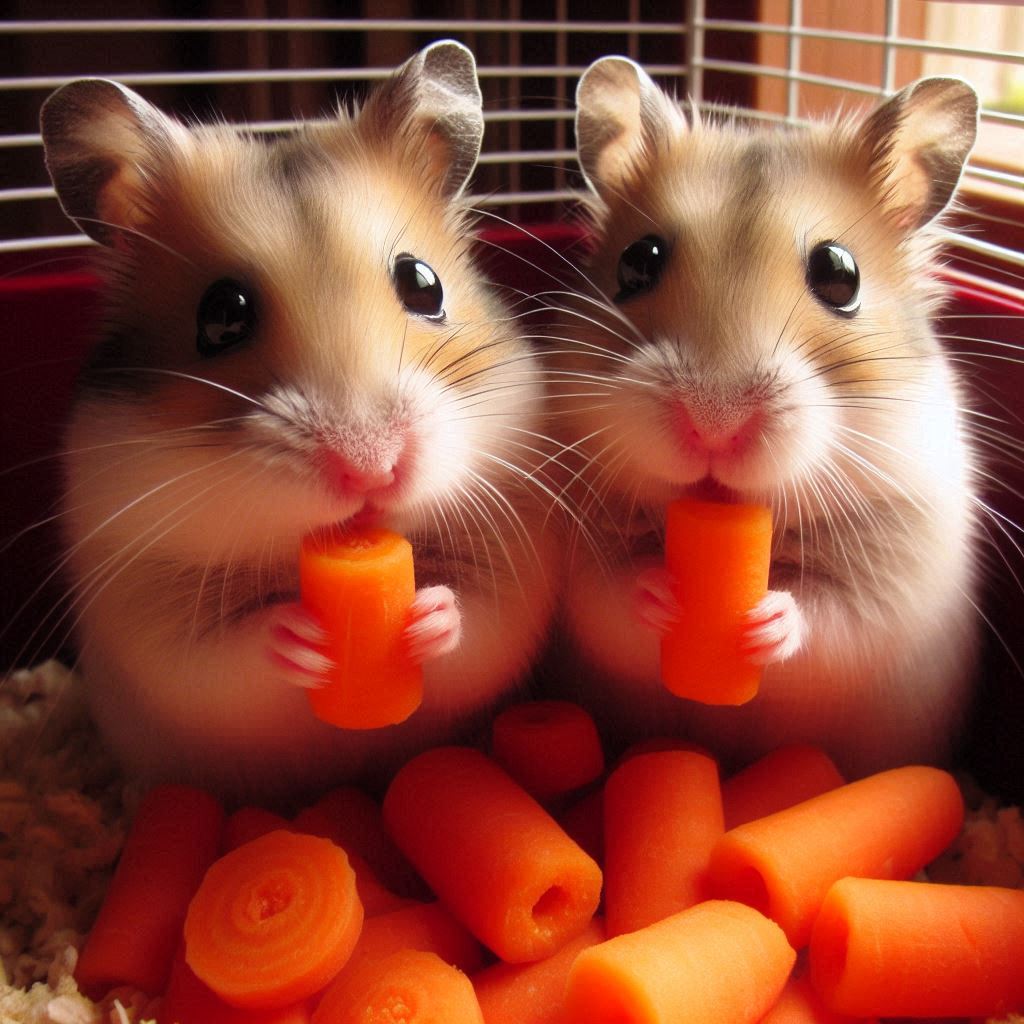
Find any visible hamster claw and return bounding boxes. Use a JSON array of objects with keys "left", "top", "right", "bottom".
[
  {"left": 404, "top": 585, "right": 462, "bottom": 664},
  {"left": 741, "top": 590, "right": 804, "bottom": 665},
  {"left": 635, "top": 566, "right": 682, "bottom": 633},
  {"left": 266, "top": 604, "right": 333, "bottom": 688}
]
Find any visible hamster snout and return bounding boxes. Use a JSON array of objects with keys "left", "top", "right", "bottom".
[
  {"left": 549, "top": 58, "right": 983, "bottom": 778},
  {"left": 41, "top": 41, "right": 558, "bottom": 801}
]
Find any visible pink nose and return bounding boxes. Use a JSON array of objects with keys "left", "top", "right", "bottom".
[
  {"left": 323, "top": 452, "right": 395, "bottom": 494},
  {"left": 675, "top": 404, "right": 762, "bottom": 456}
]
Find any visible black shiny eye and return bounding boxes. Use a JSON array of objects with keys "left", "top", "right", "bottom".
[
  {"left": 196, "top": 279, "right": 256, "bottom": 356},
  {"left": 806, "top": 242, "right": 860, "bottom": 316},
  {"left": 393, "top": 255, "right": 444, "bottom": 320},
  {"left": 616, "top": 234, "right": 669, "bottom": 302}
]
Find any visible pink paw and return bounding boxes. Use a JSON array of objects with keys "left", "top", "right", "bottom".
[
  {"left": 634, "top": 566, "right": 681, "bottom": 633},
  {"left": 741, "top": 590, "right": 804, "bottom": 665},
  {"left": 266, "top": 603, "right": 332, "bottom": 689},
  {"left": 404, "top": 585, "right": 462, "bottom": 664}
]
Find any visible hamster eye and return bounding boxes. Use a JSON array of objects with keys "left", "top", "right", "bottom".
[
  {"left": 806, "top": 242, "right": 860, "bottom": 316},
  {"left": 616, "top": 235, "right": 669, "bottom": 302},
  {"left": 393, "top": 255, "right": 444, "bottom": 320},
  {"left": 196, "top": 279, "right": 256, "bottom": 356}
]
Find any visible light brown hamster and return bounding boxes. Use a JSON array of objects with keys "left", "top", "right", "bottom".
[
  {"left": 549, "top": 57, "right": 981, "bottom": 778},
  {"left": 41, "top": 41, "right": 558, "bottom": 802}
]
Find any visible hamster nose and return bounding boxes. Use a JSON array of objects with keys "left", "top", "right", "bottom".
[
  {"left": 675, "top": 404, "right": 762, "bottom": 456},
  {"left": 322, "top": 451, "right": 396, "bottom": 494}
]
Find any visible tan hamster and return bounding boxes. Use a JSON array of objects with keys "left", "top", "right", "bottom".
[
  {"left": 41, "top": 41, "right": 557, "bottom": 801},
  {"left": 550, "top": 57, "right": 981, "bottom": 778}
]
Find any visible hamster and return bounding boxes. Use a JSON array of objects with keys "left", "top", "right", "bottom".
[
  {"left": 40, "top": 40, "right": 557, "bottom": 802},
  {"left": 548, "top": 57, "right": 982, "bottom": 779}
]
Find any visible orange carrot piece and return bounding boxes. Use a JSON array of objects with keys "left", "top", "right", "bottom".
[
  {"left": 705, "top": 765, "right": 964, "bottom": 948},
  {"left": 603, "top": 749, "right": 724, "bottom": 936},
  {"left": 472, "top": 918, "right": 605, "bottom": 1024},
  {"left": 808, "top": 877, "right": 1024, "bottom": 1019},
  {"left": 299, "top": 526, "right": 421, "bottom": 729},
  {"left": 160, "top": 945, "right": 312, "bottom": 1024},
  {"left": 382, "top": 746, "right": 603, "bottom": 963},
  {"left": 75, "top": 784, "right": 224, "bottom": 999},
  {"left": 491, "top": 700, "right": 605, "bottom": 800},
  {"left": 758, "top": 975, "right": 876, "bottom": 1024},
  {"left": 721, "top": 745, "right": 845, "bottom": 830},
  {"left": 311, "top": 949, "right": 484, "bottom": 1024},
  {"left": 556, "top": 787, "right": 605, "bottom": 866},
  {"left": 347, "top": 901, "right": 485, "bottom": 974},
  {"left": 184, "top": 830, "right": 364, "bottom": 1009},
  {"left": 562, "top": 900, "right": 795, "bottom": 1024},
  {"left": 292, "top": 785, "right": 424, "bottom": 898},
  {"left": 222, "top": 806, "right": 291, "bottom": 853},
  {"left": 660, "top": 497, "right": 772, "bottom": 705}
]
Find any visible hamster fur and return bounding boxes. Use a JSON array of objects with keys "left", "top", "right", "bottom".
[
  {"left": 41, "top": 41, "right": 557, "bottom": 802},
  {"left": 549, "top": 59, "right": 982, "bottom": 779}
]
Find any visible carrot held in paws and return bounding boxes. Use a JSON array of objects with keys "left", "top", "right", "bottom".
[
  {"left": 75, "top": 784, "right": 224, "bottom": 999},
  {"left": 808, "top": 877, "right": 1024, "bottom": 1019},
  {"left": 382, "top": 746, "right": 603, "bottom": 963},
  {"left": 660, "top": 497, "right": 772, "bottom": 705},
  {"left": 299, "top": 526, "right": 422, "bottom": 729},
  {"left": 184, "top": 830, "right": 364, "bottom": 1009}
]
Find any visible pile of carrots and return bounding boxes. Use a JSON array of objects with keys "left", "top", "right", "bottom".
[{"left": 74, "top": 706, "right": 1024, "bottom": 1024}]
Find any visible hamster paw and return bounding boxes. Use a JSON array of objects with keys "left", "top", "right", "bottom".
[
  {"left": 266, "top": 603, "right": 333, "bottom": 688},
  {"left": 404, "top": 585, "right": 462, "bottom": 664},
  {"left": 741, "top": 590, "right": 804, "bottom": 665},
  {"left": 634, "top": 566, "right": 682, "bottom": 633}
]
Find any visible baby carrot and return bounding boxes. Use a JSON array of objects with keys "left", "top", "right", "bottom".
[
  {"left": 75, "top": 784, "right": 224, "bottom": 999},
  {"left": 561, "top": 900, "right": 795, "bottom": 1024},
  {"left": 721, "top": 745, "right": 845, "bottom": 830},
  {"left": 222, "top": 806, "right": 291, "bottom": 853},
  {"left": 311, "top": 949, "right": 484, "bottom": 1024},
  {"left": 472, "top": 918, "right": 605, "bottom": 1024},
  {"left": 603, "top": 749, "right": 724, "bottom": 936},
  {"left": 160, "top": 945, "right": 312, "bottom": 1024},
  {"left": 660, "top": 497, "right": 772, "bottom": 705},
  {"left": 808, "top": 877, "right": 1024, "bottom": 1019},
  {"left": 491, "top": 700, "right": 605, "bottom": 800},
  {"left": 184, "top": 830, "right": 364, "bottom": 1009},
  {"left": 758, "top": 976, "right": 876, "bottom": 1024},
  {"left": 706, "top": 764, "right": 964, "bottom": 947},
  {"left": 299, "top": 526, "right": 421, "bottom": 729},
  {"left": 556, "top": 787, "right": 605, "bottom": 865},
  {"left": 382, "top": 746, "right": 603, "bottom": 963}
]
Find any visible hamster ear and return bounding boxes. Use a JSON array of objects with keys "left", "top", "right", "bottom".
[
  {"left": 575, "top": 56, "right": 683, "bottom": 198},
  {"left": 41, "top": 79, "right": 184, "bottom": 246},
  {"left": 861, "top": 76, "right": 978, "bottom": 232},
  {"left": 362, "top": 39, "right": 484, "bottom": 198}
]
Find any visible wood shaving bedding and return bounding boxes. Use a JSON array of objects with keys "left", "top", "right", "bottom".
[{"left": 0, "top": 661, "right": 1020, "bottom": 1024}]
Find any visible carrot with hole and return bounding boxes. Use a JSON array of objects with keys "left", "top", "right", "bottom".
[
  {"left": 603, "top": 749, "right": 724, "bottom": 936},
  {"left": 808, "top": 877, "right": 1024, "bottom": 1019},
  {"left": 561, "top": 900, "right": 795, "bottom": 1024},
  {"left": 660, "top": 497, "right": 772, "bottom": 705},
  {"left": 472, "top": 918, "right": 605, "bottom": 1024},
  {"left": 382, "top": 746, "right": 603, "bottom": 963},
  {"left": 705, "top": 764, "right": 964, "bottom": 947},
  {"left": 300, "top": 526, "right": 421, "bottom": 729},
  {"left": 721, "top": 745, "right": 845, "bottom": 830},
  {"left": 311, "top": 949, "right": 484, "bottom": 1024},
  {"left": 75, "top": 784, "right": 223, "bottom": 999},
  {"left": 491, "top": 700, "right": 605, "bottom": 800},
  {"left": 184, "top": 829, "right": 364, "bottom": 1009}
]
